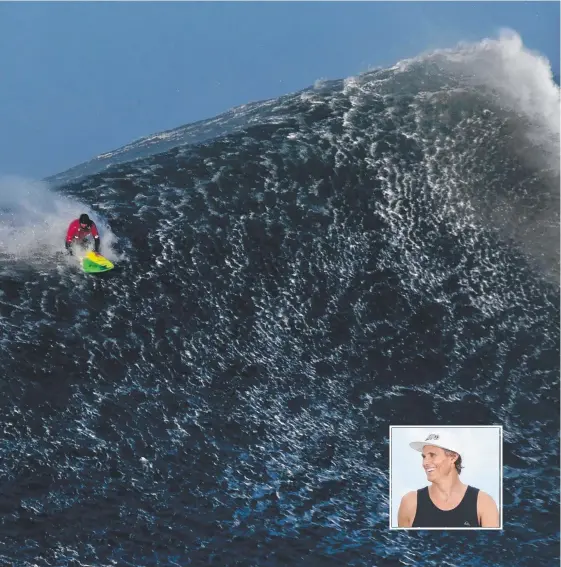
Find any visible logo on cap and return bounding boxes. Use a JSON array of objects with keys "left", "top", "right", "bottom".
[{"left": 425, "top": 434, "right": 439, "bottom": 441}]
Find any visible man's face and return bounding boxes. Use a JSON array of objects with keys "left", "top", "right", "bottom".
[
  {"left": 421, "top": 445, "right": 457, "bottom": 480},
  {"left": 80, "top": 223, "right": 88, "bottom": 229}
]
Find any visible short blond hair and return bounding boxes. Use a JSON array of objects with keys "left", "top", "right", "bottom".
[{"left": 444, "top": 450, "right": 463, "bottom": 474}]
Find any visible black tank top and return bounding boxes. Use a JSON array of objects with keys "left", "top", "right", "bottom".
[{"left": 412, "top": 485, "right": 480, "bottom": 528}]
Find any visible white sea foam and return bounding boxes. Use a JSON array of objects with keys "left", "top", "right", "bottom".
[
  {"left": 415, "top": 29, "right": 559, "bottom": 172},
  {"left": 0, "top": 175, "right": 120, "bottom": 266}
]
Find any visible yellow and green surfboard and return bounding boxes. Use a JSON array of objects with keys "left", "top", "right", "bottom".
[{"left": 82, "top": 251, "right": 115, "bottom": 274}]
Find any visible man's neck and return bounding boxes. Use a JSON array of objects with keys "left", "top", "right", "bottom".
[{"left": 430, "top": 476, "right": 465, "bottom": 502}]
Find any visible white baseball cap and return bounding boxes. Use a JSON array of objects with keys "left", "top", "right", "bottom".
[{"left": 409, "top": 430, "right": 463, "bottom": 456}]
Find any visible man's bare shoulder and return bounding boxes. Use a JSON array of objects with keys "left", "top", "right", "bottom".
[
  {"left": 398, "top": 490, "right": 418, "bottom": 527},
  {"left": 477, "top": 489, "right": 500, "bottom": 528},
  {"left": 477, "top": 490, "right": 497, "bottom": 507},
  {"left": 400, "top": 490, "right": 417, "bottom": 505}
]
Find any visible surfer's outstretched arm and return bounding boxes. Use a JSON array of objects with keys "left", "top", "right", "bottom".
[
  {"left": 90, "top": 222, "right": 101, "bottom": 253},
  {"left": 65, "top": 220, "right": 78, "bottom": 254}
]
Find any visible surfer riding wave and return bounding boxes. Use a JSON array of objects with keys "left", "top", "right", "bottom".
[{"left": 65, "top": 214, "right": 101, "bottom": 255}]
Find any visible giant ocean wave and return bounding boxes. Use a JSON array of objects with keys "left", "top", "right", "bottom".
[{"left": 1, "top": 31, "right": 559, "bottom": 566}]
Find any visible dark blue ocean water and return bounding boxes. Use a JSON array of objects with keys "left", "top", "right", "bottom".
[{"left": 1, "top": 37, "right": 559, "bottom": 566}]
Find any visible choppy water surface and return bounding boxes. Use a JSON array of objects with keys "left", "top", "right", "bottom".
[{"left": 1, "top": 34, "right": 559, "bottom": 566}]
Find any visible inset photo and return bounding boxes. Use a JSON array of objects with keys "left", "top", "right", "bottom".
[{"left": 389, "top": 425, "right": 502, "bottom": 530}]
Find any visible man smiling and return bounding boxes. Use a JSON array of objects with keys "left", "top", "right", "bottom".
[{"left": 397, "top": 430, "right": 500, "bottom": 528}]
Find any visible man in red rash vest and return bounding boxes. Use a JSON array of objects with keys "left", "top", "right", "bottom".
[{"left": 65, "top": 213, "right": 101, "bottom": 255}]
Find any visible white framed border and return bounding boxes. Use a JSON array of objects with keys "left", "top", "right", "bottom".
[{"left": 389, "top": 425, "right": 503, "bottom": 530}]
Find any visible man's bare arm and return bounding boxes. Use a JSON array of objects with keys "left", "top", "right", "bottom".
[
  {"left": 478, "top": 491, "right": 500, "bottom": 528},
  {"left": 398, "top": 491, "right": 417, "bottom": 528}
]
